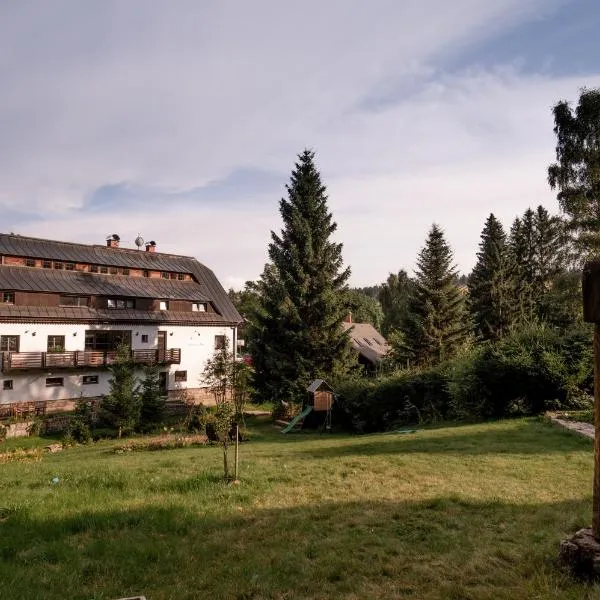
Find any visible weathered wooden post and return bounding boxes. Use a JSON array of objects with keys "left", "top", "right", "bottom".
[{"left": 560, "top": 261, "right": 600, "bottom": 576}]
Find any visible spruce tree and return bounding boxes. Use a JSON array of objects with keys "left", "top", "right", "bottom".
[
  {"left": 469, "top": 214, "right": 515, "bottom": 340},
  {"left": 509, "top": 209, "right": 537, "bottom": 322},
  {"left": 403, "top": 224, "right": 469, "bottom": 366},
  {"left": 138, "top": 363, "right": 166, "bottom": 432},
  {"left": 253, "top": 150, "right": 351, "bottom": 404},
  {"left": 509, "top": 206, "right": 570, "bottom": 324},
  {"left": 101, "top": 343, "right": 141, "bottom": 438}
]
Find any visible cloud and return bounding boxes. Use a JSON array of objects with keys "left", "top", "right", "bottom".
[{"left": 0, "top": 0, "right": 594, "bottom": 288}]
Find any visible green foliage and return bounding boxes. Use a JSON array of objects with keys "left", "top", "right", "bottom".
[
  {"left": 401, "top": 224, "right": 470, "bottom": 366},
  {"left": 378, "top": 270, "right": 413, "bottom": 336},
  {"left": 252, "top": 150, "right": 352, "bottom": 404},
  {"left": 100, "top": 343, "right": 141, "bottom": 438},
  {"left": 344, "top": 289, "right": 384, "bottom": 329},
  {"left": 336, "top": 323, "right": 593, "bottom": 432},
  {"left": 548, "top": 87, "right": 600, "bottom": 258},
  {"left": 202, "top": 338, "right": 251, "bottom": 479},
  {"left": 64, "top": 418, "right": 92, "bottom": 444},
  {"left": 138, "top": 364, "right": 166, "bottom": 432},
  {"left": 469, "top": 213, "right": 516, "bottom": 340},
  {"left": 509, "top": 206, "right": 570, "bottom": 325}
]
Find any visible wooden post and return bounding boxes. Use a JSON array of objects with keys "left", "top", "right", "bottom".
[
  {"left": 582, "top": 262, "right": 600, "bottom": 539},
  {"left": 594, "top": 324, "right": 600, "bottom": 538},
  {"left": 234, "top": 423, "right": 239, "bottom": 481}
]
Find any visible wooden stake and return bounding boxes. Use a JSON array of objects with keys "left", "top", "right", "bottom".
[
  {"left": 594, "top": 324, "right": 600, "bottom": 539},
  {"left": 234, "top": 423, "right": 239, "bottom": 481}
]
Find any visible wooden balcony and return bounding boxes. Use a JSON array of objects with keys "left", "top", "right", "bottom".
[{"left": 1, "top": 348, "right": 181, "bottom": 372}]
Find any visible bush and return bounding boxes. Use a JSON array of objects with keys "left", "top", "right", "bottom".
[
  {"left": 335, "top": 323, "right": 594, "bottom": 432},
  {"left": 64, "top": 418, "right": 92, "bottom": 444},
  {"left": 334, "top": 365, "right": 451, "bottom": 433}
]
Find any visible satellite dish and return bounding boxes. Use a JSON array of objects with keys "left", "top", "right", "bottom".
[{"left": 134, "top": 234, "right": 144, "bottom": 250}]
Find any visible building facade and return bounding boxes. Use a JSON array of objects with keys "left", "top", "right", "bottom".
[{"left": 0, "top": 233, "right": 242, "bottom": 411}]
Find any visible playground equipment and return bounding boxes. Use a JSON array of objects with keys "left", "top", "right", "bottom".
[{"left": 281, "top": 379, "right": 334, "bottom": 433}]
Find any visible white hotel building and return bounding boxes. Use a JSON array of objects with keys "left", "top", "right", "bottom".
[{"left": 0, "top": 233, "right": 242, "bottom": 412}]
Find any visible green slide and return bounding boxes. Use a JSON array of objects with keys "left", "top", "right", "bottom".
[{"left": 281, "top": 405, "right": 313, "bottom": 434}]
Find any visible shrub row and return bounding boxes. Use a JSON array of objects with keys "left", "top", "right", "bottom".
[{"left": 334, "top": 324, "right": 594, "bottom": 433}]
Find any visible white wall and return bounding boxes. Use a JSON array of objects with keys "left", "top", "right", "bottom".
[{"left": 0, "top": 322, "right": 235, "bottom": 404}]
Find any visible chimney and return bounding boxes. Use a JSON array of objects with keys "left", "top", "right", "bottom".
[
  {"left": 145, "top": 240, "right": 157, "bottom": 253},
  {"left": 344, "top": 311, "right": 352, "bottom": 324},
  {"left": 106, "top": 234, "right": 120, "bottom": 248}
]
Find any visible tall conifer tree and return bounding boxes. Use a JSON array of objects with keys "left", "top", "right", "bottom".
[
  {"left": 403, "top": 224, "right": 469, "bottom": 365},
  {"left": 252, "top": 150, "right": 351, "bottom": 404},
  {"left": 469, "top": 214, "right": 515, "bottom": 340}
]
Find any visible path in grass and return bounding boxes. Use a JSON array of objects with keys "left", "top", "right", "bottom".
[{"left": 0, "top": 418, "right": 598, "bottom": 600}]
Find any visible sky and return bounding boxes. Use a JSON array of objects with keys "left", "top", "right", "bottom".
[{"left": 2, "top": 1, "right": 600, "bottom": 290}]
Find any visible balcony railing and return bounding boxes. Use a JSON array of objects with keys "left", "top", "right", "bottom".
[{"left": 1, "top": 349, "right": 181, "bottom": 372}]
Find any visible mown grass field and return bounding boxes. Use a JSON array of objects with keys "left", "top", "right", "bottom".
[{"left": 0, "top": 417, "right": 599, "bottom": 600}]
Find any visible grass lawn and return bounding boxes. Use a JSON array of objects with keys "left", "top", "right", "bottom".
[{"left": 0, "top": 417, "right": 599, "bottom": 600}]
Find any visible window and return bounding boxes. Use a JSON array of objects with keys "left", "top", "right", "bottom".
[
  {"left": 82, "top": 375, "right": 98, "bottom": 385},
  {"left": 100, "top": 266, "right": 108, "bottom": 274},
  {"left": 107, "top": 298, "right": 135, "bottom": 309},
  {"left": 45, "top": 377, "right": 64, "bottom": 387},
  {"left": 59, "top": 295, "right": 89, "bottom": 307},
  {"left": 214, "top": 335, "right": 226, "bottom": 350},
  {"left": 170, "top": 273, "right": 177, "bottom": 280},
  {"left": 42, "top": 260, "right": 52, "bottom": 269},
  {"left": 3, "top": 380, "right": 13, "bottom": 391},
  {"left": 141, "top": 334, "right": 149, "bottom": 343},
  {"left": 85, "top": 330, "right": 132, "bottom": 350},
  {"left": 177, "top": 273, "right": 185, "bottom": 281},
  {"left": 0, "top": 335, "right": 19, "bottom": 352},
  {"left": 2, "top": 291, "right": 15, "bottom": 304},
  {"left": 25, "top": 259, "right": 35, "bottom": 267},
  {"left": 161, "top": 272, "right": 169, "bottom": 279},
  {"left": 109, "top": 267, "right": 118, "bottom": 275},
  {"left": 192, "top": 302, "right": 206, "bottom": 312},
  {"left": 122, "top": 268, "right": 130, "bottom": 276},
  {"left": 53, "top": 262, "right": 64, "bottom": 270},
  {"left": 143, "top": 270, "right": 150, "bottom": 278},
  {"left": 65, "top": 263, "right": 75, "bottom": 271},
  {"left": 174, "top": 370, "right": 187, "bottom": 382},
  {"left": 89, "top": 265, "right": 99, "bottom": 273},
  {"left": 159, "top": 300, "right": 168, "bottom": 310},
  {"left": 47, "top": 335, "right": 65, "bottom": 352}
]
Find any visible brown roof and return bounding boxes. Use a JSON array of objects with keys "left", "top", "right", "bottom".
[
  {"left": 0, "top": 266, "right": 209, "bottom": 301},
  {"left": 0, "top": 305, "right": 237, "bottom": 326},
  {"left": 342, "top": 322, "right": 390, "bottom": 364},
  {"left": 0, "top": 233, "right": 241, "bottom": 323}
]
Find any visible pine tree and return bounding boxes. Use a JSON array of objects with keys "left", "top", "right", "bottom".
[
  {"left": 469, "top": 214, "right": 515, "bottom": 340},
  {"left": 403, "top": 224, "right": 469, "bottom": 365},
  {"left": 138, "top": 363, "right": 166, "bottom": 432},
  {"left": 101, "top": 343, "right": 141, "bottom": 438},
  {"left": 252, "top": 150, "right": 352, "bottom": 404}
]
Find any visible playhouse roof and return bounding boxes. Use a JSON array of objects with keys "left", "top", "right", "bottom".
[{"left": 306, "top": 379, "right": 334, "bottom": 393}]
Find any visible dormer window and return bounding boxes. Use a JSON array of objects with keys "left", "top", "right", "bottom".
[
  {"left": 192, "top": 302, "right": 206, "bottom": 312},
  {"left": 2, "top": 291, "right": 15, "bottom": 304},
  {"left": 107, "top": 298, "right": 135, "bottom": 309},
  {"left": 25, "top": 259, "right": 35, "bottom": 267},
  {"left": 65, "top": 263, "right": 75, "bottom": 271},
  {"left": 53, "top": 262, "right": 64, "bottom": 270},
  {"left": 159, "top": 300, "right": 168, "bottom": 311},
  {"left": 161, "top": 272, "right": 169, "bottom": 279}
]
